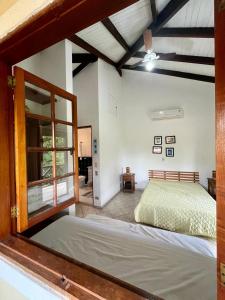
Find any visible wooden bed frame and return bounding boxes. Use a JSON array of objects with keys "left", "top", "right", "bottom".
[{"left": 148, "top": 170, "right": 199, "bottom": 183}]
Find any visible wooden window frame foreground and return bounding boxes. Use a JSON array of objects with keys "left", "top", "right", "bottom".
[
  {"left": 14, "top": 67, "right": 79, "bottom": 232},
  {"left": 0, "top": 1, "right": 160, "bottom": 299},
  {"left": 215, "top": 1, "right": 225, "bottom": 299}
]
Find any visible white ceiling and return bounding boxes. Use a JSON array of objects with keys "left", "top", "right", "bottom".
[
  {"left": 72, "top": 0, "right": 214, "bottom": 78},
  {"left": 109, "top": 0, "right": 152, "bottom": 46},
  {"left": 165, "top": 0, "right": 214, "bottom": 28}
]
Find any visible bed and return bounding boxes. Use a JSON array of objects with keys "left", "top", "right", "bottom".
[
  {"left": 134, "top": 170, "right": 216, "bottom": 239},
  {"left": 31, "top": 215, "right": 216, "bottom": 300}
]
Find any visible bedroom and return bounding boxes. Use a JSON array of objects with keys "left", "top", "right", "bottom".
[{"left": 0, "top": 0, "right": 224, "bottom": 300}]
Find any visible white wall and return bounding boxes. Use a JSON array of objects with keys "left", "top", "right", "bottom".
[
  {"left": 17, "top": 52, "right": 42, "bottom": 76},
  {"left": 17, "top": 39, "right": 73, "bottom": 92},
  {"left": 74, "top": 60, "right": 123, "bottom": 207},
  {"left": 98, "top": 60, "right": 122, "bottom": 206},
  {"left": 120, "top": 70, "right": 215, "bottom": 188}
]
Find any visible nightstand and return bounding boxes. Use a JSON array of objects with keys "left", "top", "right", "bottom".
[
  {"left": 208, "top": 177, "right": 216, "bottom": 199},
  {"left": 122, "top": 173, "right": 135, "bottom": 193}
]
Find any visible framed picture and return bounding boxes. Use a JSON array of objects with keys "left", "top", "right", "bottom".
[
  {"left": 166, "top": 147, "right": 174, "bottom": 157},
  {"left": 152, "top": 146, "right": 162, "bottom": 154},
  {"left": 165, "top": 135, "right": 176, "bottom": 144},
  {"left": 154, "top": 136, "right": 162, "bottom": 145}
]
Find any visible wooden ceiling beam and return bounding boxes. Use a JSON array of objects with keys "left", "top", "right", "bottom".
[
  {"left": 123, "top": 65, "right": 215, "bottom": 83},
  {"left": 153, "top": 27, "right": 214, "bottom": 38},
  {"left": 117, "top": 0, "right": 190, "bottom": 69},
  {"left": 150, "top": 0, "right": 157, "bottom": 23},
  {"left": 69, "top": 35, "right": 123, "bottom": 76},
  {"left": 134, "top": 52, "right": 215, "bottom": 65},
  {"left": 69, "top": 35, "right": 115, "bottom": 66},
  {"left": 0, "top": 0, "right": 139, "bottom": 65},
  {"left": 73, "top": 62, "right": 90, "bottom": 77},
  {"left": 101, "top": 18, "right": 130, "bottom": 51},
  {"left": 72, "top": 53, "right": 97, "bottom": 63}
]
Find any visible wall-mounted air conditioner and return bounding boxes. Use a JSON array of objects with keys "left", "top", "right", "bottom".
[{"left": 151, "top": 108, "right": 184, "bottom": 121}]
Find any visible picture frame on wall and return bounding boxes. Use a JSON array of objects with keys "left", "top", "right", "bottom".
[
  {"left": 153, "top": 146, "right": 162, "bottom": 154},
  {"left": 154, "top": 136, "right": 162, "bottom": 145},
  {"left": 165, "top": 135, "right": 176, "bottom": 144},
  {"left": 166, "top": 147, "right": 174, "bottom": 157}
]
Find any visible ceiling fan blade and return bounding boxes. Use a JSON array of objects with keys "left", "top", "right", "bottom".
[
  {"left": 143, "top": 29, "right": 152, "bottom": 52},
  {"left": 158, "top": 52, "right": 176, "bottom": 59},
  {"left": 131, "top": 60, "right": 143, "bottom": 68}
]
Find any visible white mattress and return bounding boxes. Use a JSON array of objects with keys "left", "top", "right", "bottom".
[
  {"left": 32, "top": 215, "right": 216, "bottom": 300},
  {"left": 85, "top": 215, "right": 216, "bottom": 258}
]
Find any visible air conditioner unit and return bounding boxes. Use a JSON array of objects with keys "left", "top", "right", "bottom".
[{"left": 151, "top": 108, "right": 184, "bottom": 121}]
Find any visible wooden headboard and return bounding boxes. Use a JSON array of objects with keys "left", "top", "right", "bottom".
[{"left": 148, "top": 170, "right": 199, "bottom": 183}]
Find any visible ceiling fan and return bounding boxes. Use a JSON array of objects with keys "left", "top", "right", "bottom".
[{"left": 131, "top": 29, "right": 176, "bottom": 70}]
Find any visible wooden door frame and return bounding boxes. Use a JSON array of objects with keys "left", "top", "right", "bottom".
[
  {"left": 215, "top": 1, "right": 225, "bottom": 299},
  {"left": 78, "top": 125, "right": 94, "bottom": 206}
]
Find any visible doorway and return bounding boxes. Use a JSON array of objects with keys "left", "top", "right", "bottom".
[{"left": 78, "top": 126, "right": 94, "bottom": 206}]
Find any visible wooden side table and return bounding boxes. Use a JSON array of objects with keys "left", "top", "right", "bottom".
[
  {"left": 122, "top": 173, "right": 135, "bottom": 193},
  {"left": 208, "top": 177, "right": 216, "bottom": 199}
]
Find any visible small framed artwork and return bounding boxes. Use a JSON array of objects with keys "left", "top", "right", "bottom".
[
  {"left": 165, "top": 135, "right": 176, "bottom": 144},
  {"left": 153, "top": 146, "right": 162, "bottom": 154},
  {"left": 166, "top": 147, "right": 174, "bottom": 157},
  {"left": 154, "top": 136, "right": 162, "bottom": 145}
]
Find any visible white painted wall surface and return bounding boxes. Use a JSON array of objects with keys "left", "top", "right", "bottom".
[
  {"left": 120, "top": 70, "right": 215, "bottom": 188},
  {"left": 98, "top": 60, "right": 122, "bottom": 206},
  {"left": 16, "top": 53, "right": 42, "bottom": 76}
]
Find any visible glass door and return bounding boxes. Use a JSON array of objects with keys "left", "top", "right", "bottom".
[{"left": 14, "top": 67, "right": 79, "bottom": 232}]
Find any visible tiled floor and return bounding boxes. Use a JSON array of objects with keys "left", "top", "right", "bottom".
[
  {"left": 76, "top": 190, "right": 142, "bottom": 223},
  {"left": 79, "top": 185, "right": 93, "bottom": 205}
]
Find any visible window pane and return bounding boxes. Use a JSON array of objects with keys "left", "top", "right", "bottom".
[
  {"left": 27, "top": 151, "right": 53, "bottom": 182},
  {"left": 56, "top": 151, "right": 74, "bottom": 177},
  {"left": 26, "top": 118, "right": 52, "bottom": 148},
  {"left": 28, "top": 182, "right": 54, "bottom": 218},
  {"left": 55, "top": 95, "right": 72, "bottom": 123},
  {"left": 25, "top": 82, "right": 51, "bottom": 117},
  {"left": 57, "top": 176, "right": 74, "bottom": 203},
  {"left": 55, "top": 124, "right": 73, "bottom": 148}
]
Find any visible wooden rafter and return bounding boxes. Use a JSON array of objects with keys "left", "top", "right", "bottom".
[
  {"left": 150, "top": 0, "right": 157, "bottom": 22},
  {"left": 134, "top": 52, "right": 215, "bottom": 65},
  {"left": 153, "top": 27, "right": 214, "bottom": 38},
  {"left": 73, "top": 62, "right": 91, "bottom": 77},
  {"left": 117, "top": 0, "right": 190, "bottom": 69},
  {"left": 68, "top": 35, "right": 115, "bottom": 67},
  {"left": 0, "top": 0, "right": 139, "bottom": 65},
  {"left": 123, "top": 65, "right": 215, "bottom": 83},
  {"left": 72, "top": 53, "right": 97, "bottom": 63},
  {"left": 102, "top": 18, "right": 130, "bottom": 51}
]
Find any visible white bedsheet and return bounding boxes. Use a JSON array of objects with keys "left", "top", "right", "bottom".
[
  {"left": 85, "top": 214, "right": 216, "bottom": 258},
  {"left": 32, "top": 215, "right": 216, "bottom": 300}
]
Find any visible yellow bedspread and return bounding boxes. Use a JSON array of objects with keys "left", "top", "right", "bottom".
[{"left": 134, "top": 179, "right": 216, "bottom": 238}]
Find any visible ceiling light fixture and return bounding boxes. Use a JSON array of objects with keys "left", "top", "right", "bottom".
[{"left": 145, "top": 61, "right": 154, "bottom": 71}]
